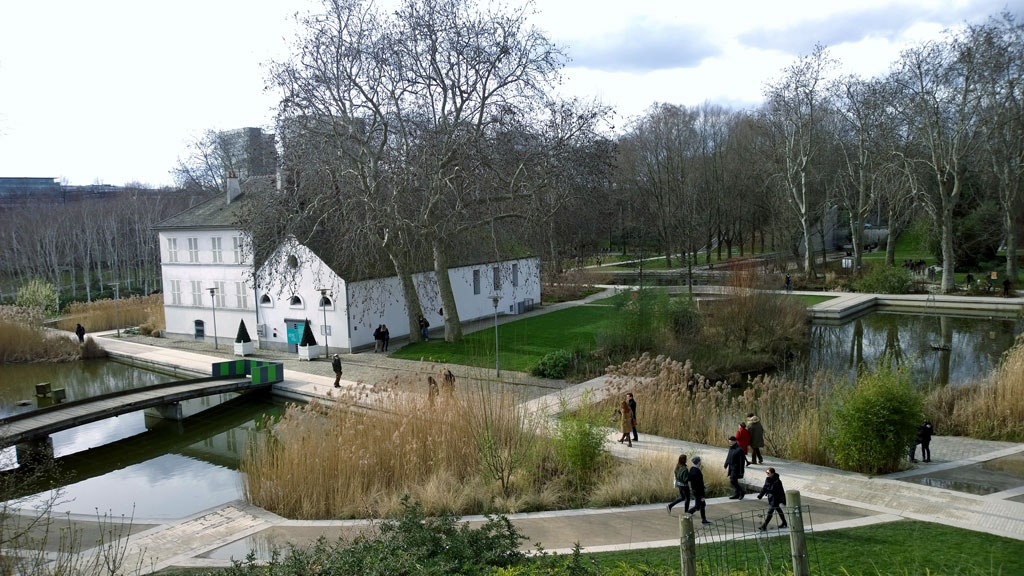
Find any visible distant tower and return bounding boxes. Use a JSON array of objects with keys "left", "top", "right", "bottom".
[{"left": 216, "top": 128, "right": 278, "bottom": 181}]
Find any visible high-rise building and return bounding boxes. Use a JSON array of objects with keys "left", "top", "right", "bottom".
[{"left": 216, "top": 127, "right": 278, "bottom": 180}]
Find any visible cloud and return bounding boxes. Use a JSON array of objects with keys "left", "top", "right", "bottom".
[
  {"left": 562, "top": 20, "right": 720, "bottom": 73},
  {"left": 738, "top": 0, "right": 1016, "bottom": 54}
]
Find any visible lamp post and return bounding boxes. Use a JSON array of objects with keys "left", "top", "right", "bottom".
[
  {"left": 317, "top": 288, "right": 330, "bottom": 357},
  {"left": 490, "top": 294, "right": 500, "bottom": 378},
  {"left": 208, "top": 287, "right": 219, "bottom": 350},
  {"left": 109, "top": 282, "right": 121, "bottom": 337}
]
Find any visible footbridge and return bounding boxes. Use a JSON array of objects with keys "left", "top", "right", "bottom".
[{"left": 0, "top": 360, "right": 283, "bottom": 456}]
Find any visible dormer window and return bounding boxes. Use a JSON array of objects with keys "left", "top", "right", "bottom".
[{"left": 287, "top": 255, "right": 299, "bottom": 269}]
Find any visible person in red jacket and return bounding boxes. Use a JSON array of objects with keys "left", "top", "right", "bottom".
[{"left": 736, "top": 422, "right": 752, "bottom": 465}]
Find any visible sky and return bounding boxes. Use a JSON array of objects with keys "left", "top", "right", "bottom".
[{"left": 0, "top": 0, "right": 1018, "bottom": 187}]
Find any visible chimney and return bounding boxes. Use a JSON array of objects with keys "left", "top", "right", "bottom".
[{"left": 226, "top": 171, "right": 242, "bottom": 203}]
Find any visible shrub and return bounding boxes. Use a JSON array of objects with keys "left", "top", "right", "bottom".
[
  {"left": 223, "top": 499, "right": 526, "bottom": 576},
  {"left": 826, "top": 363, "right": 923, "bottom": 474},
  {"left": 299, "top": 319, "right": 317, "bottom": 346},
  {"left": 16, "top": 278, "right": 57, "bottom": 316},
  {"left": 855, "top": 264, "right": 912, "bottom": 294},
  {"left": 235, "top": 319, "right": 252, "bottom": 343},
  {"left": 553, "top": 412, "right": 607, "bottom": 500},
  {"left": 532, "top": 349, "right": 573, "bottom": 378}
]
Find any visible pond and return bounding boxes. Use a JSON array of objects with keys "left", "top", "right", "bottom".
[
  {"left": 0, "top": 359, "right": 287, "bottom": 519},
  {"left": 786, "top": 311, "right": 1024, "bottom": 388}
]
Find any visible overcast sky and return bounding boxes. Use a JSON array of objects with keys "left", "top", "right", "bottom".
[{"left": 0, "top": 0, "right": 1017, "bottom": 187}]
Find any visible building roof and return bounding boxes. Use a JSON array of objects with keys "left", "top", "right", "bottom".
[{"left": 152, "top": 191, "right": 250, "bottom": 230}]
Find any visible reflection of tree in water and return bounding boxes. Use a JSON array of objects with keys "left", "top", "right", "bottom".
[{"left": 792, "top": 312, "right": 1023, "bottom": 388}]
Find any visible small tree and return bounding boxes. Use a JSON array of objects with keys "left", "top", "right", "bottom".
[
  {"left": 299, "top": 319, "right": 317, "bottom": 347},
  {"left": 827, "top": 362, "right": 924, "bottom": 474},
  {"left": 235, "top": 319, "right": 252, "bottom": 344},
  {"left": 16, "top": 278, "right": 57, "bottom": 317}
]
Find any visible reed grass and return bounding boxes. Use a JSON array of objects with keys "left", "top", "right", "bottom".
[
  {"left": 0, "top": 307, "right": 80, "bottom": 363},
  {"left": 926, "top": 337, "right": 1024, "bottom": 441},
  {"left": 601, "top": 354, "right": 831, "bottom": 465},
  {"left": 56, "top": 294, "right": 165, "bottom": 333}
]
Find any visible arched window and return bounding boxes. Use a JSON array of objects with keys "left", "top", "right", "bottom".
[
  {"left": 287, "top": 254, "right": 299, "bottom": 269},
  {"left": 319, "top": 295, "right": 332, "bottom": 308},
  {"left": 289, "top": 295, "right": 303, "bottom": 308},
  {"left": 194, "top": 319, "right": 205, "bottom": 340},
  {"left": 259, "top": 294, "right": 272, "bottom": 306}
]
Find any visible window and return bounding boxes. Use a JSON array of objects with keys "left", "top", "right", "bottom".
[
  {"left": 473, "top": 270, "right": 481, "bottom": 295},
  {"left": 289, "top": 295, "right": 303, "bottom": 308},
  {"left": 187, "top": 237, "right": 199, "bottom": 263},
  {"left": 167, "top": 238, "right": 178, "bottom": 263},
  {"left": 512, "top": 263, "right": 519, "bottom": 287},
  {"left": 235, "top": 281, "right": 249, "bottom": 309},
  {"left": 260, "top": 294, "right": 273, "bottom": 307},
  {"left": 191, "top": 281, "right": 203, "bottom": 306},
  {"left": 215, "top": 282, "right": 226, "bottom": 307},
  {"left": 232, "top": 236, "right": 243, "bottom": 264},
  {"left": 319, "top": 295, "right": 332, "bottom": 308},
  {"left": 287, "top": 254, "right": 299, "bottom": 269},
  {"left": 492, "top": 266, "right": 501, "bottom": 290},
  {"left": 211, "top": 237, "right": 223, "bottom": 263},
  {"left": 169, "top": 280, "right": 182, "bottom": 305}
]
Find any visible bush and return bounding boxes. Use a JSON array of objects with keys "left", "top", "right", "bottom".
[
  {"left": 532, "top": 349, "right": 574, "bottom": 378},
  {"left": 553, "top": 412, "right": 607, "bottom": 501},
  {"left": 235, "top": 319, "right": 252, "bottom": 343},
  {"left": 16, "top": 278, "right": 57, "bottom": 316},
  {"left": 826, "top": 363, "right": 923, "bottom": 474},
  {"left": 299, "top": 319, "right": 317, "bottom": 346},
  {"left": 855, "top": 264, "right": 913, "bottom": 294},
  {"left": 223, "top": 499, "right": 526, "bottom": 576}
]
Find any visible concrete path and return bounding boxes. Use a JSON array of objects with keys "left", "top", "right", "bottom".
[{"left": 25, "top": 290, "right": 1024, "bottom": 572}]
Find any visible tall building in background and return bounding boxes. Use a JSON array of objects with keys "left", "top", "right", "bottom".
[{"left": 217, "top": 127, "right": 277, "bottom": 180}]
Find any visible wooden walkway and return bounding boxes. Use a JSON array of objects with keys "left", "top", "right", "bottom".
[{"left": 0, "top": 376, "right": 268, "bottom": 447}]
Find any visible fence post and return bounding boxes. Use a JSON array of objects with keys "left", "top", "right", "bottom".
[
  {"left": 680, "top": 513, "right": 697, "bottom": 576},
  {"left": 786, "top": 490, "right": 809, "bottom": 576}
]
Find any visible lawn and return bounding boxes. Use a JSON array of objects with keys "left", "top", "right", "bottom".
[
  {"left": 583, "top": 520, "right": 1024, "bottom": 576},
  {"left": 390, "top": 305, "right": 613, "bottom": 372},
  {"left": 795, "top": 294, "right": 836, "bottom": 306}
]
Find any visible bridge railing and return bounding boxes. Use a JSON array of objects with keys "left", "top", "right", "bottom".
[{"left": 212, "top": 359, "right": 285, "bottom": 386}]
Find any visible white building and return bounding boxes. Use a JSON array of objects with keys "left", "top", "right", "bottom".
[{"left": 153, "top": 178, "right": 541, "bottom": 353}]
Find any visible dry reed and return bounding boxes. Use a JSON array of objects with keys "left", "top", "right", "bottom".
[
  {"left": 603, "top": 354, "right": 831, "bottom": 465},
  {"left": 57, "top": 294, "right": 165, "bottom": 333},
  {"left": 0, "top": 310, "right": 80, "bottom": 363},
  {"left": 927, "top": 337, "right": 1024, "bottom": 440}
]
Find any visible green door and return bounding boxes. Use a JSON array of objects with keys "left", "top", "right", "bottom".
[{"left": 285, "top": 319, "right": 305, "bottom": 353}]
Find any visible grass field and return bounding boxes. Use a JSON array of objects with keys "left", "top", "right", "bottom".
[
  {"left": 796, "top": 294, "right": 836, "bottom": 306},
  {"left": 390, "top": 305, "right": 612, "bottom": 372},
  {"left": 583, "top": 520, "right": 1024, "bottom": 575}
]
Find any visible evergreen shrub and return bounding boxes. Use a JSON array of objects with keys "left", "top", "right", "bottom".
[
  {"left": 299, "top": 319, "right": 317, "bottom": 347},
  {"left": 235, "top": 319, "right": 252, "bottom": 343},
  {"left": 855, "top": 264, "right": 913, "bottom": 294}
]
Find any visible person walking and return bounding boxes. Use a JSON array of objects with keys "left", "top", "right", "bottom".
[
  {"left": 785, "top": 274, "right": 792, "bottom": 293},
  {"left": 427, "top": 376, "right": 439, "bottom": 408},
  {"left": 747, "top": 412, "right": 765, "bottom": 465},
  {"left": 917, "top": 420, "right": 934, "bottom": 463},
  {"left": 686, "top": 456, "right": 711, "bottom": 524},
  {"left": 418, "top": 315, "right": 430, "bottom": 340},
  {"left": 373, "top": 324, "right": 384, "bottom": 353},
  {"left": 725, "top": 435, "right": 746, "bottom": 499},
  {"left": 756, "top": 467, "right": 788, "bottom": 530},
  {"left": 736, "top": 422, "right": 752, "bottom": 465},
  {"left": 331, "top": 353, "right": 343, "bottom": 388},
  {"left": 381, "top": 324, "right": 390, "bottom": 352},
  {"left": 75, "top": 323, "right": 86, "bottom": 343},
  {"left": 666, "top": 454, "right": 690, "bottom": 514},
  {"left": 627, "top": 392, "right": 638, "bottom": 442},
  {"left": 616, "top": 401, "right": 634, "bottom": 447}
]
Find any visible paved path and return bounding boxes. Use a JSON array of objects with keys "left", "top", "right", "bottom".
[{"left": 24, "top": 290, "right": 1024, "bottom": 572}]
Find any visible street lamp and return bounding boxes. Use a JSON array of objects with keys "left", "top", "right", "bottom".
[
  {"left": 208, "top": 287, "right": 219, "bottom": 350},
  {"left": 317, "top": 288, "right": 331, "bottom": 357},
  {"left": 490, "top": 294, "right": 500, "bottom": 378},
  {"left": 108, "top": 282, "right": 121, "bottom": 337}
]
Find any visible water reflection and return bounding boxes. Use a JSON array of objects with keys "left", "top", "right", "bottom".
[
  {"left": 786, "top": 312, "right": 1022, "bottom": 387},
  {"left": 1, "top": 360, "right": 287, "bottom": 519}
]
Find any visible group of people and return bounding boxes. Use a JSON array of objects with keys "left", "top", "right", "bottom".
[
  {"left": 372, "top": 324, "right": 390, "bottom": 352},
  {"left": 616, "top": 393, "right": 638, "bottom": 447},
  {"left": 426, "top": 368, "right": 456, "bottom": 407}
]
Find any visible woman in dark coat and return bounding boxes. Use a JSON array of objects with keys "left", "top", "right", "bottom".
[
  {"left": 666, "top": 454, "right": 690, "bottom": 514},
  {"left": 756, "top": 467, "right": 788, "bottom": 530}
]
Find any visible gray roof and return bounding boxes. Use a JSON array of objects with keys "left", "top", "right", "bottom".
[{"left": 152, "top": 192, "right": 249, "bottom": 230}]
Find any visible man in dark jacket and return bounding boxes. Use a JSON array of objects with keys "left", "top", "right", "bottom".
[
  {"left": 746, "top": 412, "right": 765, "bottom": 464},
  {"left": 756, "top": 467, "right": 788, "bottom": 530},
  {"left": 331, "top": 354, "right": 343, "bottom": 388},
  {"left": 917, "top": 420, "right": 934, "bottom": 462},
  {"left": 686, "top": 456, "right": 711, "bottom": 524},
  {"left": 725, "top": 436, "right": 746, "bottom": 499}
]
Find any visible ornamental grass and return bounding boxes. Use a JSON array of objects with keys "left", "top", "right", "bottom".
[{"left": 56, "top": 294, "right": 164, "bottom": 334}]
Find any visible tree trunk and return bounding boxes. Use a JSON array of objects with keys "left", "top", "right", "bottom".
[
  {"left": 432, "top": 241, "right": 463, "bottom": 342},
  {"left": 940, "top": 191, "right": 956, "bottom": 294},
  {"left": 1006, "top": 209, "right": 1018, "bottom": 283},
  {"left": 387, "top": 252, "right": 425, "bottom": 342},
  {"left": 885, "top": 204, "right": 898, "bottom": 267}
]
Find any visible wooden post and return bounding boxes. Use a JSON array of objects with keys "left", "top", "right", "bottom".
[
  {"left": 680, "top": 513, "right": 697, "bottom": 576},
  {"left": 787, "top": 490, "right": 809, "bottom": 576}
]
